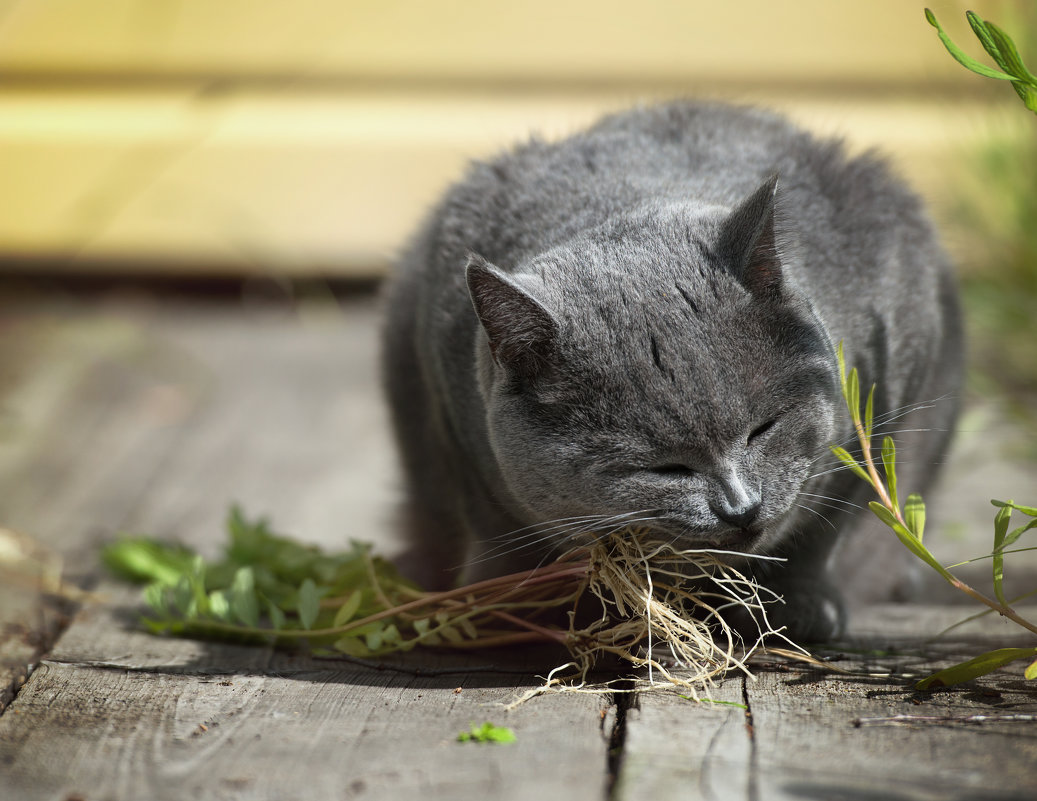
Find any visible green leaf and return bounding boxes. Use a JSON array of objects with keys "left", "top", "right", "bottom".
[
  {"left": 266, "top": 598, "right": 287, "bottom": 631},
  {"left": 863, "top": 386, "right": 875, "bottom": 442},
  {"left": 332, "top": 590, "right": 364, "bottom": 628},
  {"left": 830, "top": 446, "right": 873, "bottom": 486},
  {"left": 188, "top": 556, "right": 208, "bottom": 614},
  {"left": 992, "top": 503, "right": 1012, "bottom": 607},
  {"left": 880, "top": 436, "right": 898, "bottom": 512},
  {"left": 412, "top": 618, "right": 443, "bottom": 645},
  {"left": 143, "top": 582, "right": 168, "bottom": 615},
  {"left": 980, "top": 17, "right": 1037, "bottom": 83},
  {"left": 208, "top": 589, "right": 232, "bottom": 622},
  {"left": 364, "top": 624, "right": 386, "bottom": 651},
  {"left": 966, "top": 11, "right": 1011, "bottom": 73},
  {"left": 869, "top": 502, "right": 907, "bottom": 535},
  {"left": 925, "top": 8, "right": 1017, "bottom": 81},
  {"left": 904, "top": 493, "right": 926, "bottom": 541},
  {"left": 333, "top": 636, "right": 372, "bottom": 657},
  {"left": 992, "top": 500, "right": 1037, "bottom": 517},
  {"left": 457, "top": 722, "right": 516, "bottom": 744},
  {"left": 102, "top": 538, "right": 198, "bottom": 586},
  {"left": 836, "top": 341, "right": 848, "bottom": 397},
  {"left": 846, "top": 368, "right": 861, "bottom": 423},
  {"left": 172, "top": 575, "right": 196, "bottom": 617},
  {"left": 1026, "top": 658, "right": 1037, "bottom": 681},
  {"left": 298, "top": 578, "right": 320, "bottom": 631},
  {"left": 1019, "top": 83, "right": 1037, "bottom": 112},
  {"left": 868, "top": 502, "right": 945, "bottom": 575},
  {"left": 458, "top": 617, "right": 479, "bottom": 639},
  {"left": 1004, "top": 519, "right": 1037, "bottom": 549},
  {"left": 916, "top": 647, "right": 1037, "bottom": 690},
  {"left": 230, "top": 567, "right": 260, "bottom": 628}
]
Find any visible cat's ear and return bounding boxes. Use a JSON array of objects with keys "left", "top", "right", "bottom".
[
  {"left": 465, "top": 253, "right": 559, "bottom": 378},
  {"left": 718, "top": 175, "right": 783, "bottom": 297}
]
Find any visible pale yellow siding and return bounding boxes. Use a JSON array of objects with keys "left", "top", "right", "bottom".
[{"left": 0, "top": 0, "right": 1024, "bottom": 275}]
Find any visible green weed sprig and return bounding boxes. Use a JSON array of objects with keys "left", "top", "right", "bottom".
[
  {"left": 832, "top": 343, "right": 1037, "bottom": 687},
  {"left": 926, "top": 8, "right": 1037, "bottom": 114},
  {"left": 103, "top": 507, "right": 790, "bottom": 695}
]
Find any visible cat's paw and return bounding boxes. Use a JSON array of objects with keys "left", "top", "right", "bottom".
[
  {"left": 721, "top": 583, "right": 846, "bottom": 645},
  {"left": 764, "top": 589, "right": 845, "bottom": 644}
]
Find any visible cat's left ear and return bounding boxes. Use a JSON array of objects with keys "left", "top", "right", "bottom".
[
  {"left": 718, "top": 175, "right": 783, "bottom": 297},
  {"left": 465, "top": 253, "right": 559, "bottom": 379}
]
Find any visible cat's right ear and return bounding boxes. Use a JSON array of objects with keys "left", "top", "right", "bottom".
[
  {"left": 718, "top": 175, "right": 783, "bottom": 297},
  {"left": 465, "top": 253, "right": 559, "bottom": 379}
]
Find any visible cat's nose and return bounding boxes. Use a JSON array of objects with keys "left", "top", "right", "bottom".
[
  {"left": 711, "top": 498, "right": 762, "bottom": 529},
  {"left": 711, "top": 469, "right": 762, "bottom": 529}
]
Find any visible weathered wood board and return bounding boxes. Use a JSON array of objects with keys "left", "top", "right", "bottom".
[
  {"left": 2, "top": 583, "right": 612, "bottom": 801},
  {"left": 616, "top": 605, "right": 1037, "bottom": 801},
  {"left": 0, "top": 287, "right": 1035, "bottom": 801},
  {"left": 3, "top": 638, "right": 610, "bottom": 801}
]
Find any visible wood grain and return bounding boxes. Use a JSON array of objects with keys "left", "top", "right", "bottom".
[
  {"left": 747, "top": 664, "right": 1037, "bottom": 801},
  {"left": 0, "top": 657, "right": 609, "bottom": 801},
  {"left": 613, "top": 677, "right": 751, "bottom": 801},
  {"left": 615, "top": 605, "right": 1037, "bottom": 801},
  {"left": 2, "top": 290, "right": 1036, "bottom": 800}
]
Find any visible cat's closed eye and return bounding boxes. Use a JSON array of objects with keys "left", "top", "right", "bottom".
[
  {"left": 649, "top": 463, "right": 697, "bottom": 478},
  {"left": 748, "top": 418, "right": 778, "bottom": 443}
]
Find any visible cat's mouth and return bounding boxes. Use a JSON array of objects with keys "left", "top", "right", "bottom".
[{"left": 636, "top": 517, "right": 765, "bottom": 554}]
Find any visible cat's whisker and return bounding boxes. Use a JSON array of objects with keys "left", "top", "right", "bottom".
[
  {"left": 481, "top": 514, "right": 610, "bottom": 543},
  {"left": 806, "top": 463, "right": 861, "bottom": 481},
  {"left": 466, "top": 510, "right": 659, "bottom": 567},
  {"left": 800, "top": 498, "right": 859, "bottom": 516},
  {"left": 465, "top": 519, "right": 603, "bottom": 565},
  {"left": 797, "top": 491, "right": 860, "bottom": 511},
  {"left": 794, "top": 503, "right": 838, "bottom": 532},
  {"left": 580, "top": 514, "right": 667, "bottom": 545}
]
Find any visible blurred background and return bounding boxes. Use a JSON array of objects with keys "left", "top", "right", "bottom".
[
  {"left": 0, "top": 0, "right": 1035, "bottom": 407},
  {"left": 0, "top": 0, "right": 1034, "bottom": 567}
]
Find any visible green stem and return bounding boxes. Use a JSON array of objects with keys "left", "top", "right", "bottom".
[{"left": 849, "top": 397, "right": 1037, "bottom": 640}]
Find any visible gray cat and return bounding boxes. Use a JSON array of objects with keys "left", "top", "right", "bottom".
[{"left": 381, "top": 101, "right": 963, "bottom": 643}]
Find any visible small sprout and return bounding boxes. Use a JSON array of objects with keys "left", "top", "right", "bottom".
[{"left": 457, "top": 722, "right": 516, "bottom": 744}]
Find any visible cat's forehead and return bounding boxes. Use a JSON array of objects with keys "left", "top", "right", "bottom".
[{"left": 541, "top": 244, "right": 747, "bottom": 336}]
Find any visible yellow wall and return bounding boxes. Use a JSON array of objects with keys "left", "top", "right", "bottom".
[{"left": 0, "top": 0, "right": 1025, "bottom": 276}]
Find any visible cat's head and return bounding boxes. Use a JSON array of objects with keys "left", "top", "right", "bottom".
[{"left": 466, "top": 177, "right": 840, "bottom": 556}]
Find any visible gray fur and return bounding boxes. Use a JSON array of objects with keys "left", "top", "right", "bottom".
[{"left": 381, "top": 101, "right": 963, "bottom": 643}]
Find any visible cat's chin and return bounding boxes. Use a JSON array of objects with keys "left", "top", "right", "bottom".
[{"left": 640, "top": 520, "right": 766, "bottom": 556}]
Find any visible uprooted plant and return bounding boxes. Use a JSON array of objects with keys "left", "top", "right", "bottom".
[{"left": 103, "top": 508, "right": 796, "bottom": 698}]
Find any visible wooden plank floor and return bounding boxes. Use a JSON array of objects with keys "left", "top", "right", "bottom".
[{"left": 0, "top": 283, "right": 1035, "bottom": 801}]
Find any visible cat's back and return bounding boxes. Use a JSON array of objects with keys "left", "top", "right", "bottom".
[{"left": 413, "top": 101, "right": 921, "bottom": 278}]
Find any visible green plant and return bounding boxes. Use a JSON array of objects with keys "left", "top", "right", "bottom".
[
  {"left": 457, "top": 722, "right": 517, "bottom": 744},
  {"left": 925, "top": 8, "right": 1037, "bottom": 113},
  {"left": 927, "top": 7, "right": 1037, "bottom": 417},
  {"left": 832, "top": 343, "right": 1037, "bottom": 688},
  {"left": 103, "top": 506, "right": 789, "bottom": 696}
]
